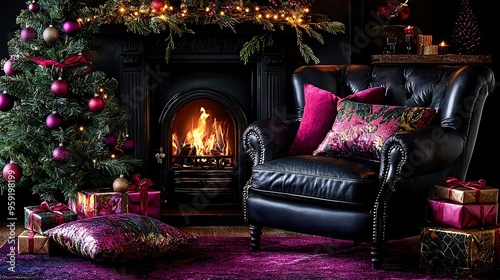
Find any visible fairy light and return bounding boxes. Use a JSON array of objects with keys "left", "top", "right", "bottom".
[{"left": 79, "top": 126, "right": 84, "bottom": 132}]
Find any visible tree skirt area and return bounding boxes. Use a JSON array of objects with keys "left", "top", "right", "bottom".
[{"left": 1, "top": 235, "right": 499, "bottom": 279}]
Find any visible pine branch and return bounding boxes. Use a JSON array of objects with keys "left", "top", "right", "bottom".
[{"left": 239, "top": 34, "right": 274, "bottom": 64}]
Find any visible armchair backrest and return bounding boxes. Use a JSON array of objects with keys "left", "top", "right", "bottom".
[{"left": 291, "top": 64, "right": 495, "bottom": 179}]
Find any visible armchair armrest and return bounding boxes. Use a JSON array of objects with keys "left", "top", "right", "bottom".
[{"left": 242, "top": 118, "right": 300, "bottom": 166}]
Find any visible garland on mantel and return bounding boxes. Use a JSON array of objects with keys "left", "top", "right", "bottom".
[{"left": 90, "top": 0, "right": 346, "bottom": 64}]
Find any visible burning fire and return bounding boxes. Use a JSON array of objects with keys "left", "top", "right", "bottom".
[{"left": 172, "top": 107, "right": 231, "bottom": 157}]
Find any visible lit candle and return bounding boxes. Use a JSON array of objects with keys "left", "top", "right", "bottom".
[
  {"left": 404, "top": 25, "right": 414, "bottom": 36},
  {"left": 438, "top": 41, "right": 449, "bottom": 54}
]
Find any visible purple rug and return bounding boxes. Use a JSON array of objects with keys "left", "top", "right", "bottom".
[{"left": 1, "top": 235, "right": 499, "bottom": 279}]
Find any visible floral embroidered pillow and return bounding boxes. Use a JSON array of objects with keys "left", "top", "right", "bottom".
[
  {"left": 288, "top": 84, "right": 386, "bottom": 155},
  {"left": 43, "top": 213, "right": 195, "bottom": 263},
  {"left": 313, "top": 100, "right": 437, "bottom": 161}
]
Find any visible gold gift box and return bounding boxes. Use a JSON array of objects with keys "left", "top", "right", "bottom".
[
  {"left": 434, "top": 185, "right": 499, "bottom": 204},
  {"left": 18, "top": 229, "right": 50, "bottom": 254}
]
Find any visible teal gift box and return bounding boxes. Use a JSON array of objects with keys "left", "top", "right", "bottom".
[
  {"left": 24, "top": 201, "right": 77, "bottom": 234},
  {"left": 420, "top": 226, "right": 500, "bottom": 276}
]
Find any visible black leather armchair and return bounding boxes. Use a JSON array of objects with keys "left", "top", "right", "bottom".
[{"left": 242, "top": 64, "right": 495, "bottom": 269}]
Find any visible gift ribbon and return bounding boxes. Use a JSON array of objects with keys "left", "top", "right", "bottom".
[
  {"left": 29, "top": 201, "right": 69, "bottom": 230},
  {"left": 444, "top": 177, "right": 486, "bottom": 203},
  {"left": 28, "top": 231, "right": 35, "bottom": 254},
  {"left": 25, "top": 54, "right": 91, "bottom": 76},
  {"left": 128, "top": 174, "right": 154, "bottom": 216}
]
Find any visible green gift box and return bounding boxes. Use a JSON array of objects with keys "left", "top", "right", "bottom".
[
  {"left": 420, "top": 226, "right": 500, "bottom": 276},
  {"left": 24, "top": 201, "right": 77, "bottom": 234}
]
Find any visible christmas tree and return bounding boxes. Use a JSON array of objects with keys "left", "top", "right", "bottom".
[
  {"left": 450, "top": 0, "right": 484, "bottom": 54},
  {"left": 0, "top": 0, "right": 142, "bottom": 203}
]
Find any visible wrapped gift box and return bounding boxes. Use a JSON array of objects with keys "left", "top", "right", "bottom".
[
  {"left": 69, "top": 188, "right": 128, "bottom": 219},
  {"left": 18, "top": 229, "right": 51, "bottom": 254},
  {"left": 434, "top": 184, "right": 498, "bottom": 204},
  {"left": 420, "top": 226, "right": 500, "bottom": 276},
  {"left": 128, "top": 190, "right": 161, "bottom": 220},
  {"left": 427, "top": 199, "right": 498, "bottom": 229},
  {"left": 24, "top": 202, "right": 77, "bottom": 234}
]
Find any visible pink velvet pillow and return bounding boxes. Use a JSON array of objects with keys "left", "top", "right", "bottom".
[
  {"left": 288, "top": 84, "right": 386, "bottom": 155},
  {"left": 313, "top": 100, "right": 437, "bottom": 161}
]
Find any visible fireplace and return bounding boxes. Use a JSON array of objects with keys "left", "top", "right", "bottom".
[{"left": 118, "top": 31, "right": 288, "bottom": 215}]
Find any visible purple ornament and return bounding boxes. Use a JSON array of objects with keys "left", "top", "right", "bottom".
[
  {"left": 0, "top": 93, "right": 14, "bottom": 112},
  {"left": 46, "top": 112, "right": 63, "bottom": 130},
  {"left": 62, "top": 19, "right": 81, "bottom": 36},
  {"left": 21, "top": 27, "right": 37, "bottom": 42},
  {"left": 51, "top": 78, "right": 69, "bottom": 97},
  {"left": 88, "top": 95, "right": 105, "bottom": 113},
  {"left": 122, "top": 137, "right": 136, "bottom": 153},
  {"left": 53, "top": 144, "right": 70, "bottom": 163},
  {"left": 29, "top": 2, "right": 40, "bottom": 13},
  {"left": 3, "top": 59, "right": 19, "bottom": 76},
  {"left": 105, "top": 135, "right": 117, "bottom": 147}
]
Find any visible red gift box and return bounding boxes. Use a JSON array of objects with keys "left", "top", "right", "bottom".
[
  {"left": 427, "top": 199, "right": 498, "bottom": 229},
  {"left": 127, "top": 174, "right": 161, "bottom": 220},
  {"left": 24, "top": 202, "right": 77, "bottom": 234}
]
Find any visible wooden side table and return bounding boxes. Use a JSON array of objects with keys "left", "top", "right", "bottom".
[{"left": 371, "top": 54, "right": 492, "bottom": 65}]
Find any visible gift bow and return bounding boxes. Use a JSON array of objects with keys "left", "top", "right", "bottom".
[
  {"left": 128, "top": 174, "right": 154, "bottom": 216},
  {"left": 444, "top": 176, "right": 487, "bottom": 203},
  {"left": 25, "top": 54, "right": 90, "bottom": 75}
]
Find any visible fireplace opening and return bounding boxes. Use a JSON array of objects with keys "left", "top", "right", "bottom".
[{"left": 160, "top": 87, "right": 247, "bottom": 209}]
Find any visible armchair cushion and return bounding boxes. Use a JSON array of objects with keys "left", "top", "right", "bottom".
[
  {"left": 313, "top": 100, "right": 437, "bottom": 161},
  {"left": 288, "top": 84, "right": 385, "bottom": 155}
]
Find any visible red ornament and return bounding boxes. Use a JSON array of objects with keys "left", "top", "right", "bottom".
[
  {"left": 3, "top": 59, "right": 19, "bottom": 76},
  {"left": 122, "top": 136, "right": 136, "bottom": 153},
  {"left": 51, "top": 78, "right": 69, "bottom": 97},
  {"left": 88, "top": 95, "right": 105, "bottom": 113},
  {"left": 20, "top": 27, "right": 37, "bottom": 42},
  {"left": 105, "top": 135, "right": 117, "bottom": 147},
  {"left": 3, "top": 161, "right": 22, "bottom": 182},
  {"left": 151, "top": 0, "right": 165, "bottom": 11},
  {"left": 62, "top": 19, "right": 81, "bottom": 36},
  {"left": 46, "top": 111, "right": 63, "bottom": 130},
  {"left": 53, "top": 144, "right": 70, "bottom": 163},
  {"left": 0, "top": 93, "right": 15, "bottom": 112},
  {"left": 29, "top": 1, "right": 40, "bottom": 13}
]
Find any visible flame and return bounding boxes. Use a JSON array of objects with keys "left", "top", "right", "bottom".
[{"left": 172, "top": 107, "right": 230, "bottom": 157}]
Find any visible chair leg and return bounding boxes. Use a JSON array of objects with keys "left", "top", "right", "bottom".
[
  {"left": 370, "top": 243, "right": 384, "bottom": 269},
  {"left": 249, "top": 224, "right": 263, "bottom": 250}
]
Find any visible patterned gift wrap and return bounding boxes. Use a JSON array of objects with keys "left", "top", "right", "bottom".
[
  {"left": 420, "top": 226, "right": 500, "bottom": 276},
  {"left": 69, "top": 188, "right": 128, "bottom": 219},
  {"left": 24, "top": 202, "right": 77, "bottom": 234},
  {"left": 17, "top": 229, "right": 51, "bottom": 254},
  {"left": 434, "top": 177, "right": 498, "bottom": 204},
  {"left": 427, "top": 199, "right": 498, "bottom": 229}
]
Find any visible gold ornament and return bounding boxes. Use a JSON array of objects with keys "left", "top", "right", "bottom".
[
  {"left": 113, "top": 174, "right": 129, "bottom": 193},
  {"left": 43, "top": 25, "right": 60, "bottom": 45}
]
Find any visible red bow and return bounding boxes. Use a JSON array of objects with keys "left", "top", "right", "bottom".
[
  {"left": 444, "top": 176, "right": 486, "bottom": 203},
  {"left": 128, "top": 174, "right": 154, "bottom": 216},
  {"left": 29, "top": 201, "right": 69, "bottom": 229},
  {"left": 25, "top": 54, "right": 90, "bottom": 75}
]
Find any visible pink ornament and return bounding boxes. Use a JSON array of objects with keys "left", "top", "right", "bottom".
[
  {"left": 122, "top": 137, "right": 136, "bottom": 153},
  {"left": 29, "top": 1, "right": 40, "bottom": 13},
  {"left": 105, "top": 135, "right": 117, "bottom": 147},
  {"left": 46, "top": 111, "right": 63, "bottom": 130},
  {"left": 21, "top": 27, "right": 37, "bottom": 42},
  {"left": 51, "top": 78, "right": 69, "bottom": 97},
  {"left": 151, "top": 0, "right": 165, "bottom": 11},
  {"left": 0, "top": 93, "right": 14, "bottom": 112},
  {"left": 4, "top": 59, "right": 19, "bottom": 76},
  {"left": 3, "top": 161, "right": 22, "bottom": 182},
  {"left": 88, "top": 95, "right": 105, "bottom": 113},
  {"left": 62, "top": 19, "right": 81, "bottom": 36},
  {"left": 53, "top": 144, "right": 70, "bottom": 163}
]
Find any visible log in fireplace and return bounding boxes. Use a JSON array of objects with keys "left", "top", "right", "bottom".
[{"left": 118, "top": 30, "right": 290, "bottom": 217}]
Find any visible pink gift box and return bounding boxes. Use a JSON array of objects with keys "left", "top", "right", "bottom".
[
  {"left": 127, "top": 190, "right": 161, "bottom": 220},
  {"left": 427, "top": 199, "right": 498, "bottom": 229}
]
